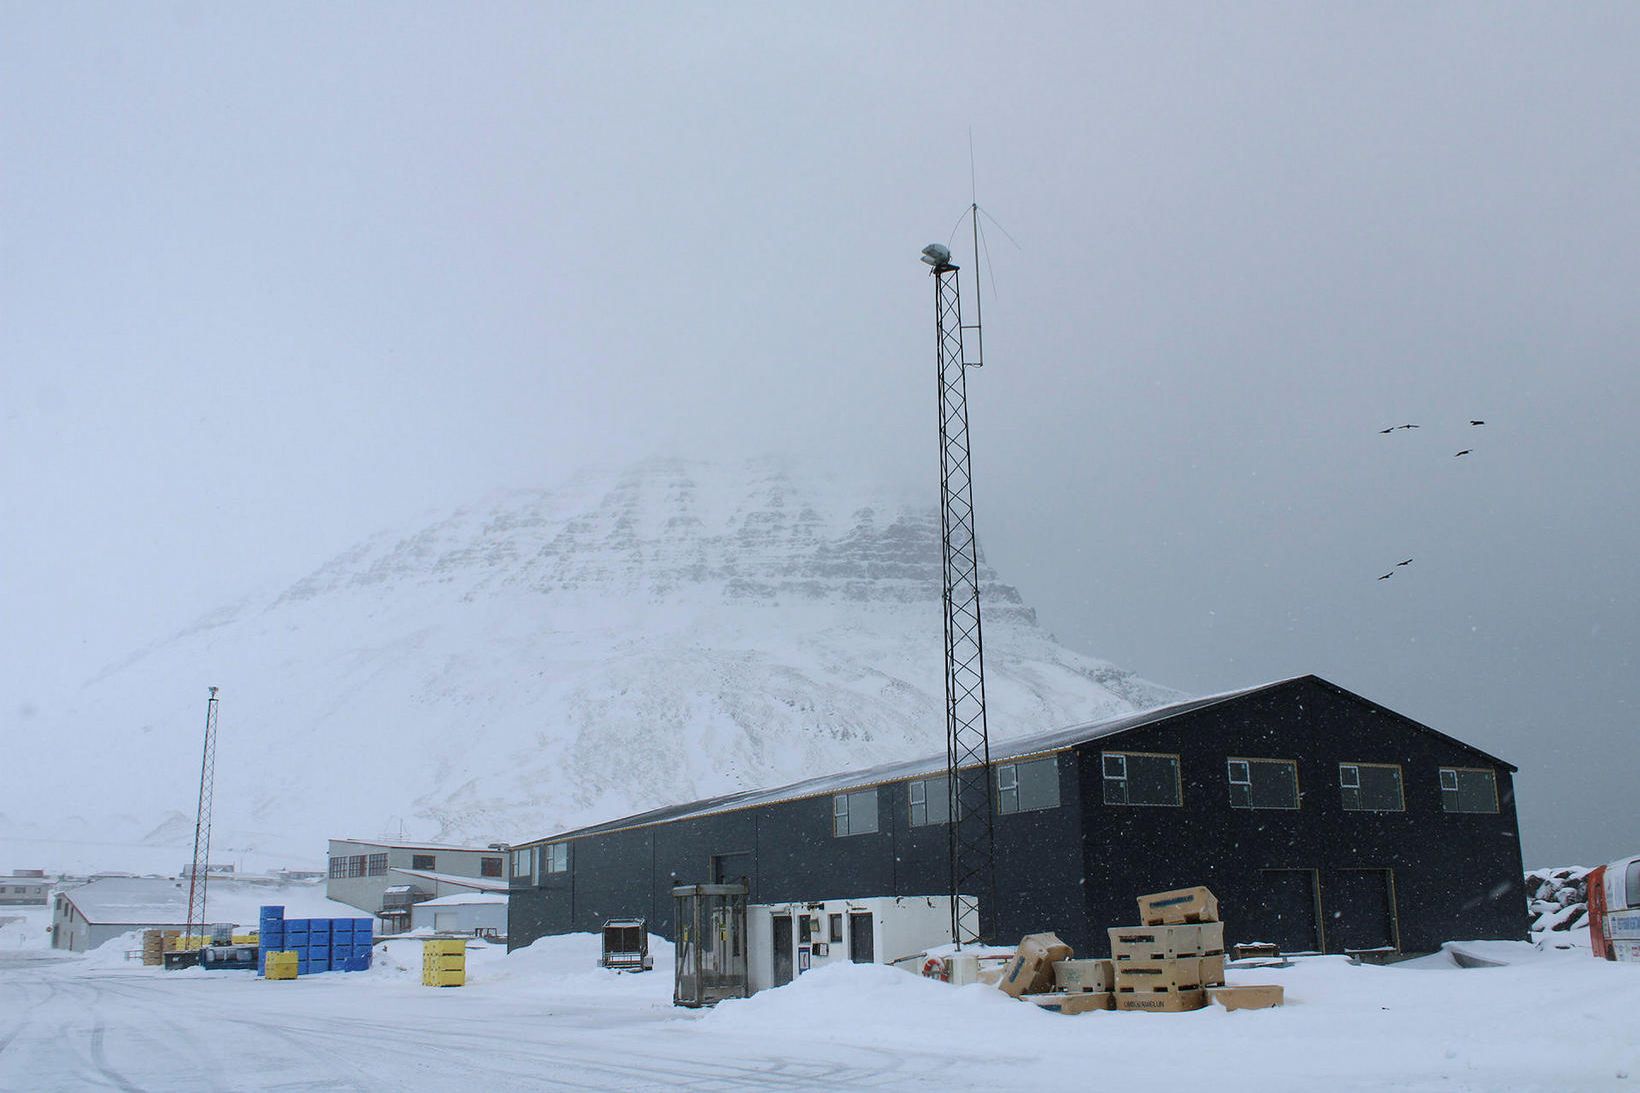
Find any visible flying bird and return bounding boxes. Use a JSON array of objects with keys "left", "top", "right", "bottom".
[
  {"left": 1469, "top": 420, "right": 1486, "bottom": 426},
  {"left": 1379, "top": 424, "right": 1421, "bottom": 433},
  {"left": 1378, "top": 572, "right": 1393, "bottom": 580},
  {"left": 1396, "top": 558, "right": 1412, "bottom": 567},
  {"left": 1454, "top": 449, "right": 1472, "bottom": 457}
]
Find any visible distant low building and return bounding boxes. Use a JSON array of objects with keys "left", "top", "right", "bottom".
[
  {"left": 326, "top": 839, "right": 509, "bottom": 933},
  {"left": 0, "top": 874, "right": 51, "bottom": 906},
  {"left": 410, "top": 892, "right": 507, "bottom": 937},
  {"left": 51, "top": 877, "right": 189, "bottom": 952}
]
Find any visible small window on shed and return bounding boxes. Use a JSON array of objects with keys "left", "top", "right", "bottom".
[
  {"left": 1227, "top": 758, "right": 1299, "bottom": 809},
  {"left": 995, "top": 756, "right": 1060, "bottom": 814},
  {"left": 1439, "top": 768, "right": 1498, "bottom": 814},
  {"left": 328, "top": 857, "right": 345, "bottom": 879},
  {"left": 1339, "top": 763, "right": 1403, "bottom": 811},
  {"left": 367, "top": 853, "right": 388, "bottom": 876},
  {"left": 481, "top": 857, "right": 503, "bottom": 878},
  {"left": 511, "top": 848, "right": 533, "bottom": 879},
  {"left": 1102, "top": 751, "right": 1181, "bottom": 807},
  {"left": 411, "top": 854, "right": 436, "bottom": 871},
  {"left": 908, "top": 775, "right": 951, "bottom": 827},
  {"left": 833, "top": 788, "right": 879, "bottom": 837}
]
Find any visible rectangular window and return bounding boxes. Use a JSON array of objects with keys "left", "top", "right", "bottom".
[
  {"left": 544, "top": 843, "right": 569, "bottom": 873},
  {"left": 1627, "top": 862, "right": 1640, "bottom": 911},
  {"left": 1227, "top": 758, "right": 1299, "bottom": 809},
  {"left": 511, "top": 848, "right": 533, "bottom": 879},
  {"left": 1439, "top": 768, "right": 1498, "bottom": 814},
  {"left": 346, "top": 854, "right": 365, "bottom": 878},
  {"left": 1340, "top": 763, "right": 1404, "bottom": 811},
  {"left": 328, "top": 857, "right": 345, "bottom": 879},
  {"left": 907, "top": 775, "right": 952, "bottom": 827},
  {"left": 829, "top": 913, "right": 843, "bottom": 943},
  {"left": 833, "top": 788, "right": 880, "bottom": 836},
  {"left": 480, "top": 857, "right": 503, "bottom": 878},
  {"left": 411, "top": 854, "right": 436, "bottom": 871},
  {"left": 995, "top": 756, "right": 1060, "bottom": 814},
  {"left": 367, "top": 853, "right": 388, "bottom": 876},
  {"left": 1102, "top": 751, "right": 1181, "bottom": 807}
]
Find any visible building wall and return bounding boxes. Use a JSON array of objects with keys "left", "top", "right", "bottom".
[
  {"left": 510, "top": 678, "right": 1527, "bottom": 957},
  {"left": 511, "top": 750, "right": 1087, "bottom": 950},
  {"left": 0, "top": 881, "right": 50, "bottom": 905},
  {"left": 1075, "top": 678, "right": 1528, "bottom": 954},
  {"left": 325, "top": 840, "right": 507, "bottom": 915},
  {"left": 410, "top": 901, "right": 508, "bottom": 934}
]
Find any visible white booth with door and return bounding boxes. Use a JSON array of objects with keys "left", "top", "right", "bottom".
[{"left": 747, "top": 895, "right": 957, "bottom": 992}]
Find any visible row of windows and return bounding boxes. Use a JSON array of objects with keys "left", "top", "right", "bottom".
[
  {"left": 1099, "top": 753, "right": 1498, "bottom": 815},
  {"left": 329, "top": 852, "right": 504, "bottom": 879},
  {"left": 829, "top": 752, "right": 1499, "bottom": 836},
  {"left": 514, "top": 843, "right": 569, "bottom": 878},
  {"left": 328, "top": 853, "right": 389, "bottom": 878}
]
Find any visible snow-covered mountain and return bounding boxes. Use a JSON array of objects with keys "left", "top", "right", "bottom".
[{"left": 4, "top": 458, "right": 1176, "bottom": 870}]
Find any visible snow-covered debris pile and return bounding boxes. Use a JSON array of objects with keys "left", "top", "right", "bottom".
[{"left": 1526, "top": 866, "right": 1590, "bottom": 945}]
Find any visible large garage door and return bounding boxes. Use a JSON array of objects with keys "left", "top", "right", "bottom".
[
  {"left": 1251, "top": 869, "right": 1322, "bottom": 953},
  {"left": 1325, "top": 868, "right": 1399, "bottom": 953}
]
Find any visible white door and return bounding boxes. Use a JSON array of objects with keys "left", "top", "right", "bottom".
[{"left": 434, "top": 911, "right": 458, "bottom": 931}]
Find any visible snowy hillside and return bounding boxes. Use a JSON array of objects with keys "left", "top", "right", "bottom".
[{"left": 2, "top": 458, "right": 1174, "bottom": 870}]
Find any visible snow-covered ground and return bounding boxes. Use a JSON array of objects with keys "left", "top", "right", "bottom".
[{"left": 1, "top": 930, "right": 1635, "bottom": 1091}]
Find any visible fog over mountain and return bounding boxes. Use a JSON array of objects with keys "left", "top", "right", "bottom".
[{"left": 1, "top": 459, "right": 1174, "bottom": 871}]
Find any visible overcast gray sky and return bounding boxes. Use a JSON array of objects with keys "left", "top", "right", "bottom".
[{"left": 3, "top": 3, "right": 1636, "bottom": 866}]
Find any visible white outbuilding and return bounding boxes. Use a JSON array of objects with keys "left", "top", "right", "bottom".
[{"left": 409, "top": 892, "right": 507, "bottom": 938}]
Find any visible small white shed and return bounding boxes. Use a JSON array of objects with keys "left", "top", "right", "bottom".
[{"left": 409, "top": 892, "right": 507, "bottom": 937}]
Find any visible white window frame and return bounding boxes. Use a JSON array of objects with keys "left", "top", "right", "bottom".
[
  {"left": 1227, "top": 757, "right": 1299, "bottom": 810},
  {"left": 996, "top": 764, "right": 1020, "bottom": 814},
  {"left": 544, "top": 843, "right": 569, "bottom": 873},
  {"left": 1439, "top": 766, "right": 1499, "bottom": 814},
  {"left": 1339, "top": 762, "right": 1404, "bottom": 812},
  {"left": 833, "top": 788, "right": 879, "bottom": 837},
  {"left": 512, "top": 847, "right": 534, "bottom": 879},
  {"left": 1102, "top": 750, "right": 1182, "bottom": 807}
]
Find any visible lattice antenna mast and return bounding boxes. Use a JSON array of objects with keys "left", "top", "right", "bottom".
[
  {"left": 922, "top": 209, "right": 995, "bottom": 948},
  {"left": 184, "top": 686, "right": 220, "bottom": 944}
]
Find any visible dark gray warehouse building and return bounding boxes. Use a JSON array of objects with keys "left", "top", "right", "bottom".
[{"left": 509, "top": 675, "right": 1528, "bottom": 957}]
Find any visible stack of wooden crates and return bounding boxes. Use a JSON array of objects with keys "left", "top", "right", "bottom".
[
  {"left": 422, "top": 938, "right": 466, "bottom": 987},
  {"left": 1110, "top": 886, "right": 1224, "bottom": 1012},
  {"left": 1111, "top": 885, "right": 1284, "bottom": 1012}
]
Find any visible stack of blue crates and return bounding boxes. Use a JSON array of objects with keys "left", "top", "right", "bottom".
[
  {"left": 258, "top": 906, "right": 285, "bottom": 974},
  {"left": 258, "top": 906, "right": 374, "bottom": 975}
]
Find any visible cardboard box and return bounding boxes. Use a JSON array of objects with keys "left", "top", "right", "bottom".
[
  {"left": 1052, "top": 958, "right": 1114, "bottom": 993},
  {"left": 1208, "top": 984, "right": 1284, "bottom": 1011},
  {"left": 1027, "top": 990, "right": 1114, "bottom": 1014},
  {"left": 1116, "top": 988, "right": 1205, "bottom": 1013},
  {"left": 999, "top": 932, "right": 1073, "bottom": 998},
  {"left": 1114, "top": 956, "right": 1221, "bottom": 993},
  {"left": 1109, "top": 922, "right": 1225, "bottom": 961},
  {"left": 1137, "top": 886, "right": 1219, "bottom": 926}
]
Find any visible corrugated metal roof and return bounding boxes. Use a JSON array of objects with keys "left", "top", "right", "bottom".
[
  {"left": 390, "top": 868, "right": 510, "bottom": 893},
  {"left": 519, "top": 679, "right": 1291, "bottom": 847},
  {"left": 60, "top": 877, "right": 187, "bottom": 925}
]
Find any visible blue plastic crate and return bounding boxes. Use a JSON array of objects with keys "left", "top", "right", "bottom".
[
  {"left": 260, "top": 934, "right": 285, "bottom": 952},
  {"left": 297, "top": 958, "right": 311, "bottom": 975},
  {"left": 353, "top": 918, "right": 373, "bottom": 935},
  {"left": 260, "top": 905, "right": 285, "bottom": 920},
  {"left": 351, "top": 943, "right": 373, "bottom": 960},
  {"left": 308, "top": 954, "right": 331, "bottom": 972}
]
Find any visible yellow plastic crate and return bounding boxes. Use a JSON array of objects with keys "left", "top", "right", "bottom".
[
  {"left": 423, "top": 939, "right": 467, "bottom": 957},
  {"left": 264, "top": 951, "right": 299, "bottom": 981},
  {"left": 422, "top": 939, "right": 466, "bottom": 987}
]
